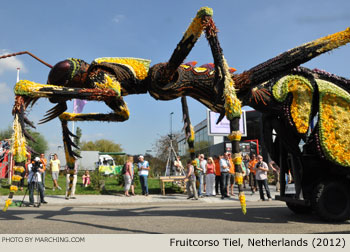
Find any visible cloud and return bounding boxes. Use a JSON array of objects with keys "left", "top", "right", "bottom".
[
  {"left": 112, "top": 14, "right": 125, "bottom": 24},
  {"left": 0, "top": 82, "right": 12, "bottom": 103},
  {"left": 0, "top": 49, "right": 27, "bottom": 75}
]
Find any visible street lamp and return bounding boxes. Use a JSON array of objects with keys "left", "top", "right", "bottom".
[{"left": 169, "top": 112, "right": 174, "bottom": 139}]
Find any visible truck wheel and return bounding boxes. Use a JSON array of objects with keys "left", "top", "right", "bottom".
[
  {"left": 312, "top": 181, "right": 350, "bottom": 222},
  {"left": 286, "top": 202, "right": 312, "bottom": 214}
]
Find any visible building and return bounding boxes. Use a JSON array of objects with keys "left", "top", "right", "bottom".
[{"left": 177, "top": 110, "right": 264, "bottom": 159}]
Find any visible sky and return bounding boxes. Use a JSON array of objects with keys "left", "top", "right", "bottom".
[{"left": 1, "top": 0, "right": 350, "bottom": 156}]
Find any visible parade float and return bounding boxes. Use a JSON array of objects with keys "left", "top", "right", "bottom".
[{"left": 1, "top": 7, "right": 350, "bottom": 221}]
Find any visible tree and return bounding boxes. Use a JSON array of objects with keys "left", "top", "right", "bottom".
[
  {"left": 153, "top": 133, "right": 179, "bottom": 161},
  {"left": 80, "top": 139, "right": 124, "bottom": 164},
  {"left": 194, "top": 140, "right": 209, "bottom": 152},
  {"left": 152, "top": 133, "right": 180, "bottom": 175},
  {"left": 143, "top": 153, "right": 165, "bottom": 178},
  {"left": 0, "top": 126, "right": 12, "bottom": 140},
  {"left": 26, "top": 129, "right": 49, "bottom": 155}
]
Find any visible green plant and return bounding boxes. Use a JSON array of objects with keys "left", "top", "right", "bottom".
[
  {"left": 116, "top": 174, "right": 124, "bottom": 186},
  {"left": 90, "top": 170, "right": 105, "bottom": 191}
]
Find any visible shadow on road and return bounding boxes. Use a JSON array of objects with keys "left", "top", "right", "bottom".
[{"left": 2, "top": 202, "right": 349, "bottom": 234}]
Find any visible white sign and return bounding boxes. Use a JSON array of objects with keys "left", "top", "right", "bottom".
[{"left": 207, "top": 110, "right": 247, "bottom": 137}]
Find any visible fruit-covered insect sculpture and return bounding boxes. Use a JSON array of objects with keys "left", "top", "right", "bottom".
[{"left": 2, "top": 7, "right": 350, "bottom": 221}]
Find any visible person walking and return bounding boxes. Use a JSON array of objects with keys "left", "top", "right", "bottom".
[
  {"left": 254, "top": 155, "right": 272, "bottom": 201},
  {"left": 123, "top": 156, "right": 134, "bottom": 197},
  {"left": 205, "top": 157, "right": 216, "bottom": 196},
  {"left": 49, "top": 154, "right": 61, "bottom": 191},
  {"left": 65, "top": 159, "right": 78, "bottom": 199},
  {"left": 138, "top": 155, "right": 150, "bottom": 196},
  {"left": 185, "top": 160, "right": 198, "bottom": 200}
]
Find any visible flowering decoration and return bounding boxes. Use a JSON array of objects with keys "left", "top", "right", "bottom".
[
  {"left": 12, "top": 175, "right": 22, "bottom": 182},
  {"left": 64, "top": 142, "right": 76, "bottom": 169},
  {"left": 311, "top": 27, "right": 350, "bottom": 54},
  {"left": 235, "top": 173, "right": 243, "bottom": 184},
  {"left": 272, "top": 75, "right": 313, "bottom": 134},
  {"left": 2, "top": 199, "right": 12, "bottom": 212},
  {"left": 11, "top": 115, "right": 27, "bottom": 163},
  {"left": 94, "top": 74, "right": 121, "bottom": 96},
  {"left": 183, "top": 7, "right": 213, "bottom": 42},
  {"left": 239, "top": 192, "right": 247, "bottom": 215},
  {"left": 228, "top": 131, "right": 242, "bottom": 141},
  {"left": 188, "top": 125, "right": 195, "bottom": 143},
  {"left": 94, "top": 57, "right": 151, "bottom": 80},
  {"left": 15, "top": 80, "right": 60, "bottom": 97},
  {"left": 191, "top": 160, "right": 197, "bottom": 167},
  {"left": 13, "top": 166, "right": 25, "bottom": 173},
  {"left": 318, "top": 79, "right": 350, "bottom": 167},
  {"left": 232, "top": 153, "right": 242, "bottom": 165},
  {"left": 10, "top": 186, "right": 18, "bottom": 193},
  {"left": 188, "top": 148, "right": 195, "bottom": 154}
]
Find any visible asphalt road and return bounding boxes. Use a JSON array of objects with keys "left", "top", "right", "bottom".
[{"left": 1, "top": 201, "right": 349, "bottom": 234}]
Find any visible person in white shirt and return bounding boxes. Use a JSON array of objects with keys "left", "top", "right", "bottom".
[
  {"left": 198, "top": 154, "right": 207, "bottom": 197},
  {"left": 49, "top": 154, "right": 61, "bottom": 191},
  {"left": 254, "top": 155, "right": 272, "bottom": 201},
  {"left": 219, "top": 153, "right": 231, "bottom": 199},
  {"left": 137, "top": 155, "right": 150, "bottom": 196}
]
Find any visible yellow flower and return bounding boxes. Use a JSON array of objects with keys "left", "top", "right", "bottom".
[
  {"left": 239, "top": 192, "right": 247, "bottom": 215},
  {"left": 12, "top": 175, "right": 22, "bottom": 182},
  {"left": 14, "top": 166, "right": 25, "bottom": 173},
  {"left": 183, "top": 7, "right": 213, "bottom": 42},
  {"left": 273, "top": 76, "right": 313, "bottom": 134},
  {"left": 3, "top": 199, "right": 12, "bottom": 212},
  {"left": 94, "top": 57, "right": 151, "bottom": 80},
  {"left": 312, "top": 27, "right": 350, "bottom": 53},
  {"left": 228, "top": 131, "right": 242, "bottom": 141},
  {"left": 188, "top": 125, "right": 195, "bottom": 143},
  {"left": 318, "top": 80, "right": 350, "bottom": 167},
  {"left": 11, "top": 115, "right": 27, "bottom": 163},
  {"left": 10, "top": 186, "right": 18, "bottom": 192},
  {"left": 235, "top": 174, "right": 243, "bottom": 185}
]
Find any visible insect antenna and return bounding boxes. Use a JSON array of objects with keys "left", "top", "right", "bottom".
[{"left": 0, "top": 51, "right": 53, "bottom": 68}]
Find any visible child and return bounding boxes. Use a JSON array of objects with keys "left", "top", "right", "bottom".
[{"left": 82, "top": 170, "right": 91, "bottom": 187}]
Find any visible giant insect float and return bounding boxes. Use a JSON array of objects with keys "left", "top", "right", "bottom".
[{"left": 1, "top": 7, "right": 350, "bottom": 221}]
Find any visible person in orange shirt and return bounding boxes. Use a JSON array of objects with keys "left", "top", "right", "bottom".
[
  {"left": 213, "top": 155, "right": 221, "bottom": 195},
  {"left": 248, "top": 154, "right": 258, "bottom": 194},
  {"left": 228, "top": 153, "right": 235, "bottom": 196},
  {"left": 40, "top": 153, "right": 47, "bottom": 189}
]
